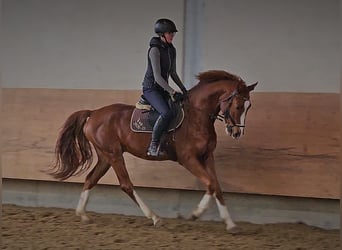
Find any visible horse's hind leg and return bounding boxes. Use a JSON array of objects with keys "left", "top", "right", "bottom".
[
  {"left": 76, "top": 154, "right": 110, "bottom": 223},
  {"left": 106, "top": 152, "right": 162, "bottom": 227}
]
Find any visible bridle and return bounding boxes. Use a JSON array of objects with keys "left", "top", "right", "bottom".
[{"left": 211, "top": 90, "right": 250, "bottom": 132}]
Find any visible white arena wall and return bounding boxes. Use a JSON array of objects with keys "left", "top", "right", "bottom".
[{"left": 1, "top": 0, "right": 338, "bottom": 92}]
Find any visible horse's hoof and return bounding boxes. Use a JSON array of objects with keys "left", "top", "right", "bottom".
[
  {"left": 227, "top": 225, "right": 241, "bottom": 235},
  {"left": 189, "top": 214, "right": 199, "bottom": 221},
  {"left": 153, "top": 217, "right": 163, "bottom": 227},
  {"left": 80, "top": 215, "right": 93, "bottom": 224}
]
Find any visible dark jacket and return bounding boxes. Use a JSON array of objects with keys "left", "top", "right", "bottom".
[{"left": 142, "top": 37, "right": 177, "bottom": 91}]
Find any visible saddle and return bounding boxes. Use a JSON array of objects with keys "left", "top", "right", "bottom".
[{"left": 130, "top": 95, "right": 184, "bottom": 133}]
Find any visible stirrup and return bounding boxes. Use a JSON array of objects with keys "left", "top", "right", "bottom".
[{"left": 147, "top": 142, "right": 160, "bottom": 157}]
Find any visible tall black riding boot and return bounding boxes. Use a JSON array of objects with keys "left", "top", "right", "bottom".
[{"left": 147, "top": 115, "right": 169, "bottom": 156}]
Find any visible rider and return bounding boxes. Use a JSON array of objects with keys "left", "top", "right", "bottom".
[{"left": 142, "top": 18, "right": 187, "bottom": 157}]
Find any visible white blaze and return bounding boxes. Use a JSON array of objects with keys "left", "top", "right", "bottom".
[{"left": 240, "top": 100, "right": 250, "bottom": 135}]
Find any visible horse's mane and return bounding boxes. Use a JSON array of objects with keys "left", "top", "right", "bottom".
[{"left": 196, "top": 70, "right": 243, "bottom": 84}]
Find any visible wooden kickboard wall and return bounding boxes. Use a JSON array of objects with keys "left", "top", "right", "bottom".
[{"left": 2, "top": 88, "right": 340, "bottom": 199}]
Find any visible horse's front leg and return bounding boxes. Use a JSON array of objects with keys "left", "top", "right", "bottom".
[
  {"left": 214, "top": 194, "right": 236, "bottom": 231},
  {"left": 191, "top": 193, "right": 213, "bottom": 220},
  {"left": 183, "top": 155, "right": 236, "bottom": 232},
  {"left": 178, "top": 156, "right": 213, "bottom": 219},
  {"left": 204, "top": 154, "right": 236, "bottom": 231},
  {"left": 191, "top": 190, "right": 236, "bottom": 231}
]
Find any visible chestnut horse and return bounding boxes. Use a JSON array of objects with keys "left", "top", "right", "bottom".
[{"left": 49, "top": 70, "right": 257, "bottom": 232}]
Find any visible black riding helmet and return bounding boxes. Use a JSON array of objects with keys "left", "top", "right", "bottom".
[{"left": 154, "top": 18, "right": 178, "bottom": 34}]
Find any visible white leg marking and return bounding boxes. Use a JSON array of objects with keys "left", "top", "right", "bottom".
[
  {"left": 215, "top": 197, "right": 236, "bottom": 230},
  {"left": 76, "top": 190, "right": 91, "bottom": 223},
  {"left": 133, "top": 190, "right": 161, "bottom": 226},
  {"left": 192, "top": 193, "right": 212, "bottom": 218}
]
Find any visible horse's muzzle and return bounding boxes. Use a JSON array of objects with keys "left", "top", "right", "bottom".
[{"left": 226, "top": 125, "right": 241, "bottom": 139}]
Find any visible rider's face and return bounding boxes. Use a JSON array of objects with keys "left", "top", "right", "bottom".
[{"left": 162, "top": 32, "right": 176, "bottom": 43}]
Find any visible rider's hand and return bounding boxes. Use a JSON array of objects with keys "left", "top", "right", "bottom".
[
  {"left": 181, "top": 87, "right": 188, "bottom": 94},
  {"left": 171, "top": 92, "right": 184, "bottom": 102},
  {"left": 181, "top": 88, "right": 188, "bottom": 100}
]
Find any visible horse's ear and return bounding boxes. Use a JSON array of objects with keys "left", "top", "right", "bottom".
[{"left": 247, "top": 82, "right": 258, "bottom": 92}]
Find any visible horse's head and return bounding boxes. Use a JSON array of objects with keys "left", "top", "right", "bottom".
[{"left": 219, "top": 82, "right": 258, "bottom": 139}]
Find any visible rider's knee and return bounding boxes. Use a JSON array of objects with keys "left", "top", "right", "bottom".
[{"left": 161, "top": 109, "right": 174, "bottom": 121}]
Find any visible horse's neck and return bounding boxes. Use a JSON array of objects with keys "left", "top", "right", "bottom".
[{"left": 188, "top": 82, "right": 236, "bottom": 115}]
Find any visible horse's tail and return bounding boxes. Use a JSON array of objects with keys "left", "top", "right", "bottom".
[{"left": 48, "top": 110, "right": 93, "bottom": 180}]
